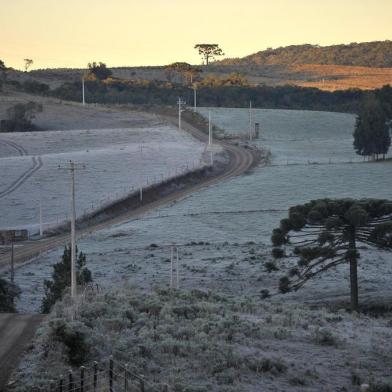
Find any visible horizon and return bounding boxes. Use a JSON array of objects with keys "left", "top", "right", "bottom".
[{"left": 1, "top": 0, "right": 391, "bottom": 70}]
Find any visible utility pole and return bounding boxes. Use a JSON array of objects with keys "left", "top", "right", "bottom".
[
  {"left": 58, "top": 160, "right": 85, "bottom": 298},
  {"left": 82, "top": 77, "right": 85, "bottom": 105},
  {"left": 249, "top": 101, "right": 253, "bottom": 141},
  {"left": 39, "top": 197, "right": 43, "bottom": 237},
  {"left": 170, "top": 245, "right": 174, "bottom": 288},
  {"left": 177, "top": 97, "right": 186, "bottom": 131},
  {"left": 10, "top": 242, "right": 14, "bottom": 284},
  {"left": 208, "top": 111, "right": 212, "bottom": 145},
  {"left": 193, "top": 86, "right": 197, "bottom": 112},
  {"left": 176, "top": 247, "right": 179, "bottom": 289}
]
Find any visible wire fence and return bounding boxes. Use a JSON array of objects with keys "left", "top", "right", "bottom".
[{"left": 28, "top": 357, "right": 168, "bottom": 392}]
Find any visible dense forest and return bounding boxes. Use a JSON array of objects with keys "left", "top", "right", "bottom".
[{"left": 220, "top": 41, "right": 392, "bottom": 68}]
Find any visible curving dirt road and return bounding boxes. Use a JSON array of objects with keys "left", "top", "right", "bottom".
[
  {"left": 0, "top": 114, "right": 257, "bottom": 388},
  {"left": 0, "top": 116, "right": 256, "bottom": 269},
  {"left": 0, "top": 313, "right": 45, "bottom": 390}
]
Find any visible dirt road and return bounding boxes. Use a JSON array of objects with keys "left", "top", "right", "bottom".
[
  {"left": 0, "top": 313, "right": 45, "bottom": 390},
  {"left": 0, "top": 114, "right": 256, "bottom": 387},
  {"left": 0, "top": 115, "right": 256, "bottom": 269}
]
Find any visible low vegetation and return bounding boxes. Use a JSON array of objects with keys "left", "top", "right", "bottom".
[
  {"left": 11, "top": 286, "right": 392, "bottom": 391},
  {"left": 0, "top": 101, "right": 42, "bottom": 132},
  {"left": 0, "top": 278, "right": 20, "bottom": 312},
  {"left": 41, "top": 246, "right": 92, "bottom": 313}
]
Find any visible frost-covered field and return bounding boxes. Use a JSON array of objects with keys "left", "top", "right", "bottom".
[
  {"left": 11, "top": 287, "right": 392, "bottom": 392},
  {"left": 9, "top": 108, "right": 392, "bottom": 312},
  {"left": 0, "top": 122, "right": 206, "bottom": 232}
]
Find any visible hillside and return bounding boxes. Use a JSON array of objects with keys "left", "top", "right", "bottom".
[{"left": 220, "top": 41, "right": 392, "bottom": 68}]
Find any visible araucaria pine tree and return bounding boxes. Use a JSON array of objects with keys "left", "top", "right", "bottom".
[
  {"left": 271, "top": 199, "right": 392, "bottom": 311},
  {"left": 41, "top": 246, "right": 92, "bottom": 313}
]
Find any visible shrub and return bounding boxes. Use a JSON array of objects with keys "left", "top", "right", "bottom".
[
  {"left": 272, "top": 248, "right": 285, "bottom": 259},
  {"left": 50, "top": 319, "right": 90, "bottom": 366},
  {"left": 311, "top": 327, "right": 338, "bottom": 346},
  {"left": 265, "top": 261, "right": 279, "bottom": 273},
  {"left": 0, "top": 278, "right": 21, "bottom": 312},
  {"left": 0, "top": 101, "right": 42, "bottom": 132}
]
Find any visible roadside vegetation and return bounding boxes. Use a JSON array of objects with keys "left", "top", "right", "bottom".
[
  {"left": 41, "top": 246, "right": 92, "bottom": 313},
  {"left": 10, "top": 286, "right": 392, "bottom": 391},
  {"left": 0, "top": 278, "right": 20, "bottom": 312}
]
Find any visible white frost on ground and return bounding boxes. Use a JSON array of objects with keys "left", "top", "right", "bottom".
[
  {"left": 0, "top": 124, "right": 207, "bottom": 232},
  {"left": 9, "top": 108, "right": 392, "bottom": 313}
]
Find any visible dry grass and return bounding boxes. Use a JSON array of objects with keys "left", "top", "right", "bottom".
[{"left": 288, "top": 64, "right": 392, "bottom": 91}]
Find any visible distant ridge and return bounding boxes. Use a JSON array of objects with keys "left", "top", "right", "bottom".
[{"left": 219, "top": 41, "right": 392, "bottom": 68}]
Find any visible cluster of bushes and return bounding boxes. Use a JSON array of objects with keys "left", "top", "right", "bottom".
[{"left": 0, "top": 101, "right": 42, "bottom": 132}]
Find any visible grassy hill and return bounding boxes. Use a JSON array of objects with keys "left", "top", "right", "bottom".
[
  {"left": 219, "top": 41, "right": 392, "bottom": 68},
  {"left": 4, "top": 41, "right": 392, "bottom": 92}
]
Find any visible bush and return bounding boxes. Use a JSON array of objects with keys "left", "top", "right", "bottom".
[
  {"left": 265, "top": 261, "right": 279, "bottom": 272},
  {"left": 0, "top": 101, "right": 42, "bottom": 132},
  {"left": 0, "top": 278, "right": 21, "bottom": 312},
  {"left": 369, "top": 384, "right": 392, "bottom": 392},
  {"left": 272, "top": 248, "right": 285, "bottom": 259},
  {"left": 311, "top": 328, "right": 338, "bottom": 346},
  {"left": 50, "top": 319, "right": 90, "bottom": 366}
]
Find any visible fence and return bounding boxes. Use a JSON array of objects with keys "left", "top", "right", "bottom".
[{"left": 29, "top": 357, "right": 167, "bottom": 392}]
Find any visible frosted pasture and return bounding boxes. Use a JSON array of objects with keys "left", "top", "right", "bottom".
[
  {"left": 0, "top": 124, "right": 206, "bottom": 232},
  {"left": 9, "top": 108, "right": 392, "bottom": 312}
]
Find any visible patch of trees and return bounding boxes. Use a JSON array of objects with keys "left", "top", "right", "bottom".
[
  {"left": 87, "top": 62, "right": 112, "bottom": 81},
  {"left": 41, "top": 246, "right": 92, "bottom": 313},
  {"left": 0, "top": 278, "right": 20, "bottom": 312},
  {"left": 0, "top": 101, "right": 43, "bottom": 132},
  {"left": 353, "top": 96, "right": 391, "bottom": 160},
  {"left": 271, "top": 198, "right": 392, "bottom": 311},
  {"left": 220, "top": 41, "right": 392, "bottom": 68},
  {"left": 164, "top": 62, "right": 202, "bottom": 85}
]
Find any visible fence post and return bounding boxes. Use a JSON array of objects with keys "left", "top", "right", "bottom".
[
  {"left": 59, "top": 376, "right": 63, "bottom": 392},
  {"left": 80, "top": 366, "right": 85, "bottom": 392},
  {"left": 93, "top": 361, "right": 98, "bottom": 392},
  {"left": 124, "top": 363, "right": 128, "bottom": 391},
  {"left": 109, "top": 357, "right": 114, "bottom": 392},
  {"left": 68, "top": 370, "right": 73, "bottom": 392}
]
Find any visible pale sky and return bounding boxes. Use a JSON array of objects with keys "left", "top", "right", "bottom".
[{"left": 1, "top": 0, "right": 391, "bottom": 70}]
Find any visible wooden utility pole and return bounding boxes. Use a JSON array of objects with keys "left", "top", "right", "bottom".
[
  {"left": 10, "top": 242, "right": 14, "bottom": 283},
  {"left": 58, "top": 160, "right": 85, "bottom": 298}
]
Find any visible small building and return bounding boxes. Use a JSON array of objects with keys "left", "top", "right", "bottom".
[{"left": 0, "top": 229, "right": 29, "bottom": 245}]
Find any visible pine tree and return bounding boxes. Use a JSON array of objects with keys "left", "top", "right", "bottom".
[
  {"left": 271, "top": 199, "right": 392, "bottom": 311},
  {"left": 41, "top": 246, "right": 92, "bottom": 313},
  {"left": 353, "top": 97, "right": 391, "bottom": 160}
]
